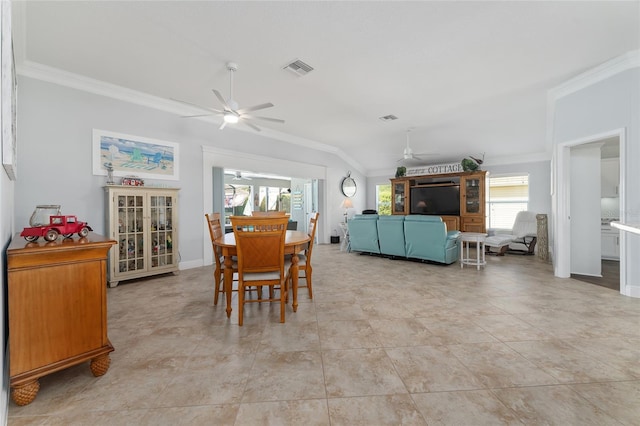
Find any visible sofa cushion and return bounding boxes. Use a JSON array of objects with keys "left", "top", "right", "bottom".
[{"left": 377, "top": 215, "right": 406, "bottom": 257}]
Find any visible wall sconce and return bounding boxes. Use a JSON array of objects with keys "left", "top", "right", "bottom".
[{"left": 341, "top": 198, "right": 353, "bottom": 223}]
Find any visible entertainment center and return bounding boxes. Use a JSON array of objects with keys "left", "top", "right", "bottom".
[{"left": 391, "top": 170, "right": 487, "bottom": 232}]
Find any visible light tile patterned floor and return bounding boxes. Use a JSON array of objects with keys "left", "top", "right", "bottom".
[{"left": 8, "top": 245, "right": 640, "bottom": 425}]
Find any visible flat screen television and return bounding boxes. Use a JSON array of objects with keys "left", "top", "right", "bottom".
[{"left": 410, "top": 185, "right": 460, "bottom": 216}]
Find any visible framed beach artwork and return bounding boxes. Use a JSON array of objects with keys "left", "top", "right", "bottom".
[
  {"left": 1, "top": 1, "right": 17, "bottom": 181},
  {"left": 92, "top": 129, "right": 179, "bottom": 181}
]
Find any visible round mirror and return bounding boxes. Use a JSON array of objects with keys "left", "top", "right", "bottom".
[{"left": 341, "top": 173, "right": 357, "bottom": 197}]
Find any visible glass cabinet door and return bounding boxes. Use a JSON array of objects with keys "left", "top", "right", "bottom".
[
  {"left": 463, "top": 176, "right": 481, "bottom": 215},
  {"left": 150, "top": 194, "right": 174, "bottom": 269},
  {"left": 392, "top": 181, "right": 407, "bottom": 214},
  {"left": 116, "top": 194, "right": 145, "bottom": 273}
]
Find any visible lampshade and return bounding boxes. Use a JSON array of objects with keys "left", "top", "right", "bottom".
[
  {"left": 224, "top": 112, "right": 239, "bottom": 124},
  {"left": 341, "top": 198, "right": 353, "bottom": 209}
]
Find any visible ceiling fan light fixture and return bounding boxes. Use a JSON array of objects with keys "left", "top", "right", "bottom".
[{"left": 223, "top": 112, "right": 239, "bottom": 124}]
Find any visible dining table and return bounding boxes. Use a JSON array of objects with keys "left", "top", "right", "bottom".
[{"left": 213, "top": 230, "right": 311, "bottom": 318}]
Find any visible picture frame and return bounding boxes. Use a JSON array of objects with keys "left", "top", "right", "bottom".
[
  {"left": 92, "top": 129, "right": 179, "bottom": 181},
  {"left": 1, "top": 1, "right": 17, "bottom": 181}
]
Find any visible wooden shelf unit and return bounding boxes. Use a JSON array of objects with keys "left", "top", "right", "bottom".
[
  {"left": 391, "top": 170, "right": 487, "bottom": 233},
  {"left": 7, "top": 233, "right": 116, "bottom": 405}
]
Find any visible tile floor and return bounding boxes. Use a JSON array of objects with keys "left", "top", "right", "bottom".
[{"left": 8, "top": 244, "right": 640, "bottom": 425}]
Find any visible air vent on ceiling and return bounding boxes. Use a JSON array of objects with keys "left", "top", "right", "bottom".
[
  {"left": 379, "top": 114, "right": 399, "bottom": 122},
  {"left": 283, "top": 59, "right": 314, "bottom": 76}
]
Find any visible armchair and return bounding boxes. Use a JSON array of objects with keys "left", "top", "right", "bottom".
[
  {"left": 485, "top": 210, "right": 538, "bottom": 255},
  {"left": 347, "top": 214, "right": 380, "bottom": 254},
  {"left": 403, "top": 215, "right": 460, "bottom": 264}
]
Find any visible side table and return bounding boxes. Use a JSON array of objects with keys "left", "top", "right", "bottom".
[{"left": 459, "top": 232, "right": 487, "bottom": 270}]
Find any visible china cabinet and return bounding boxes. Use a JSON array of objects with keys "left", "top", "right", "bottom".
[
  {"left": 391, "top": 179, "right": 409, "bottom": 215},
  {"left": 460, "top": 171, "right": 487, "bottom": 233},
  {"left": 105, "top": 186, "right": 179, "bottom": 287},
  {"left": 7, "top": 233, "right": 116, "bottom": 405}
]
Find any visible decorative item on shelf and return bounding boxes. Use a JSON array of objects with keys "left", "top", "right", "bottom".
[
  {"left": 341, "top": 198, "right": 353, "bottom": 223},
  {"left": 121, "top": 175, "right": 144, "bottom": 186},
  {"left": 104, "top": 162, "right": 115, "bottom": 185},
  {"left": 461, "top": 158, "right": 479, "bottom": 172},
  {"left": 29, "top": 205, "right": 61, "bottom": 226},
  {"left": 395, "top": 166, "right": 406, "bottom": 178},
  {"left": 461, "top": 153, "right": 484, "bottom": 172}
]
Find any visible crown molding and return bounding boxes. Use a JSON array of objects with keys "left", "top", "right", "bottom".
[
  {"left": 546, "top": 49, "right": 639, "bottom": 158},
  {"left": 549, "top": 50, "right": 640, "bottom": 102},
  {"left": 16, "top": 60, "right": 366, "bottom": 175}
]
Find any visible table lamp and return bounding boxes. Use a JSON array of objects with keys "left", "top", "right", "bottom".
[{"left": 341, "top": 198, "right": 353, "bottom": 223}]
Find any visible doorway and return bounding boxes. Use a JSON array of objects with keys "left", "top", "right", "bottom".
[{"left": 555, "top": 130, "right": 624, "bottom": 294}]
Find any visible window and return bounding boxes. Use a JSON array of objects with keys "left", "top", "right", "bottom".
[
  {"left": 376, "top": 184, "right": 391, "bottom": 215},
  {"left": 488, "top": 175, "right": 529, "bottom": 230}
]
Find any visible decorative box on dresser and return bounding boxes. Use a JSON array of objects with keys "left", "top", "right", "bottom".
[
  {"left": 104, "top": 185, "right": 179, "bottom": 287},
  {"left": 6, "top": 233, "right": 116, "bottom": 405}
]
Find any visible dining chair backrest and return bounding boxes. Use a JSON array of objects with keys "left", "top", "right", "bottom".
[
  {"left": 307, "top": 212, "right": 319, "bottom": 252},
  {"left": 205, "top": 213, "right": 224, "bottom": 251},
  {"left": 251, "top": 211, "right": 287, "bottom": 217},
  {"left": 230, "top": 216, "right": 289, "bottom": 276},
  {"left": 230, "top": 215, "right": 290, "bottom": 325}
]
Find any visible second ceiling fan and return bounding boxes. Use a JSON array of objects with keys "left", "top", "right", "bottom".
[
  {"left": 397, "top": 129, "right": 437, "bottom": 164},
  {"left": 177, "top": 62, "right": 284, "bottom": 132}
]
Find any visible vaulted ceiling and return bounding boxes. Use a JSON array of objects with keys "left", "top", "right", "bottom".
[{"left": 12, "top": 1, "right": 640, "bottom": 174}]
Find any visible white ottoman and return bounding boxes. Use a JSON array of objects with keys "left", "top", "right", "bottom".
[{"left": 484, "top": 235, "right": 513, "bottom": 256}]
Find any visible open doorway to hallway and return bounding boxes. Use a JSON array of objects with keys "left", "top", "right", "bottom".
[{"left": 569, "top": 136, "right": 620, "bottom": 291}]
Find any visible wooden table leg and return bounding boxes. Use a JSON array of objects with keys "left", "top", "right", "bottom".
[
  {"left": 11, "top": 380, "right": 40, "bottom": 406},
  {"left": 291, "top": 253, "right": 299, "bottom": 312},
  {"left": 224, "top": 254, "right": 233, "bottom": 318},
  {"left": 90, "top": 354, "right": 111, "bottom": 376}
]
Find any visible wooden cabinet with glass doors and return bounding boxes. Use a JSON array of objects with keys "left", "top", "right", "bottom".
[
  {"left": 105, "top": 186, "right": 179, "bottom": 287},
  {"left": 460, "top": 172, "right": 487, "bottom": 233},
  {"left": 391, "top": 178, "right": 409, "bottom": 215}
]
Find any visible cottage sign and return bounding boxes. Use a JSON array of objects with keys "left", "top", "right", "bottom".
[{"left": 406, "top": 162, "right": 464, "bottom": 176}]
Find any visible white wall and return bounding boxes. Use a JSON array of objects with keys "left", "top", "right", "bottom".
[
  {"left": 15, "top": 76, "right": 362, "bottom": 269},
  {"left": 553, "top": 61, "right": 639, "bottom": 297},
  {"left": 0, "top": 156, "right": 12, "bottom": 425}
]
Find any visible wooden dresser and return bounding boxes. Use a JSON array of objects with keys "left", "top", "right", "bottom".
[{"left": 6, "top": 232, "right": 116, "bottom": 405}]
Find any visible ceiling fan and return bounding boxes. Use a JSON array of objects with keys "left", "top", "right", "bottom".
[
  {"left": 231, "top": 171, "right": 251, "bottom": 181},
  {"left": 175, "top": 62, "right": 284, "bottom": 132},
  {"left": 397, "top": 129, "right": 436, "bottom": 164}
]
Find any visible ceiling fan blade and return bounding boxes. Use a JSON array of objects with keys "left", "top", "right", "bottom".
[
  {"left": 242, "top": 114, "right": 285, "bottom": 124},
  {"left": 180, "top": 113, "right": 217, "bottom": 118},
  {"left": 219, "top": 121, "right": 227, "bottom": 130},
  {"left": 236, "top": 102, "right": 274, "bottom": 114},
  {"left": 212, "top": 89, "right": 231, "bottom": 110},
  {"left": 243, "top": 120, "right": 262, "bottom": 132},
  {"left": 171, "top": 98, "right": 224, "bottom": 114}
]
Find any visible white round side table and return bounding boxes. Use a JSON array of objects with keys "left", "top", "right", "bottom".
[{"left": 459, "top": 232, "right": 487, "bottom": 270}]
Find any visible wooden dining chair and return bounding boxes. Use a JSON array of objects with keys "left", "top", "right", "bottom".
[
  {"left": 251, "top": 211, "right": 287, "bottom": 217},
  {"left": 205, "top": 213, "right": 238, "bottom": 305},
  {"left": 230, "top": 215, "right": 290, "bottom": 326},
  {"left": 287, "top": 212, "right": 319, "bottom": 299}
]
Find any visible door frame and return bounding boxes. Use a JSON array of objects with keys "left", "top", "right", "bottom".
[{"left": 554, "top": 128, "right": 626, "bottom": 293}]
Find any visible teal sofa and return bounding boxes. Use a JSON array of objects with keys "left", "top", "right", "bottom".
[{"left": 347, "top": 214, "right": 460, "bottom": 264}]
